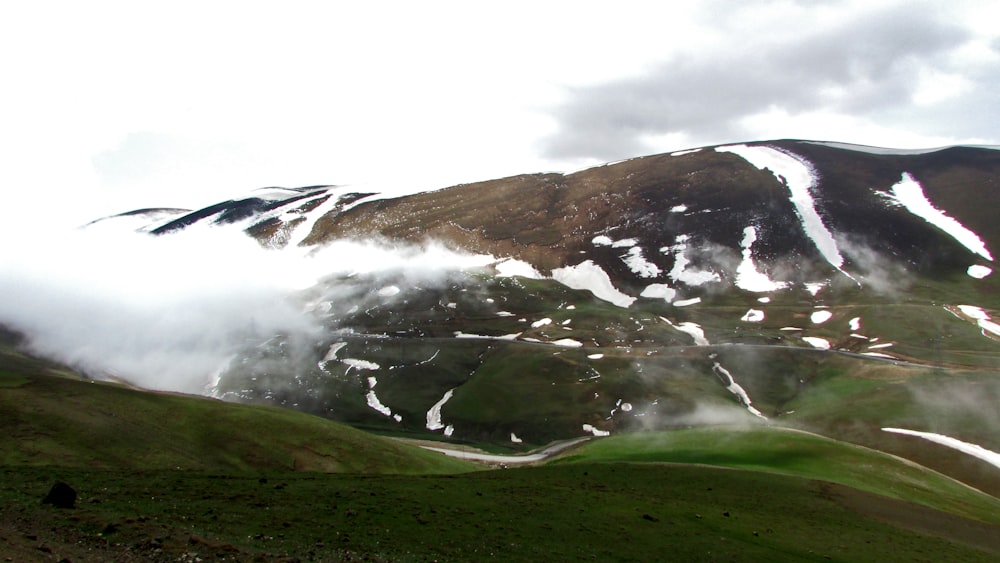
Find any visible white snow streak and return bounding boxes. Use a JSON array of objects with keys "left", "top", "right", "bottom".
[
  {"left": 735, "top": 226, "right": 788, "bottom": 292},
  {"left": 531, "top": 318, "right": 552, "bottom": 328},
  {"left": 883, "top": 428, "right": 1000, "bottom": 469},
  {"left": 426, "top": 388, "right": 455, "bottom": 431},
  {"left": 343, "top": 358, "right": 381, "bottom": 371},
  {"left": 673, "top": 297, "right": 702, "bottom": 307},
  {"left": 881, "top": 173, "right": 993, "bottom": 261},
  {"left": 661, "top": 317, "right": 710, "bottom": 346},
  {"left": 957, "top": 305, "right": 1000, "bottom": 338},
  {"left": 712, "top": 361, "right": 766, "bottom": 419},
  {"left": 716, "top": 145, "right": 846, "bottom": 273},
  {"left": 365, "top": 376, "right": 394, "bottom": 418}
]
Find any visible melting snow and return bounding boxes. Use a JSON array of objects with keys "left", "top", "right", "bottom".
[
  {"left": 968, "top": 265, "right": 992, "bottom": 279},
  {"left": 612, "top": 238, "right": 639, "bottom": 248},
  {"left": 867, "top": 342, "right": 894, "bottom": 349},
  {"left": 735, "top": 226, "right": 788, "bottom": 292},
  {"left": 880, "top": 173, "right": 993, "bottom": 261},
  {"left": 712, "top": 361, "right": 766, "bottom": 419},
  {"left": 426, "top": 388, "right": 455, "bottom": 431},
  {"left": 343, "top": 358, "right": 380, "bottom": 371},
  {"left": 552, "top": 338, "right": 583, "bottom": 348},
  {"left": 810, "top": 310, "right": 833, "bottom": 324},
  {"left": 882, "top": 428, "right": 1000, "bottom": 469},
  {"left": 741, "top": 309, "right": 765, "bottom": 323},
  {"left": 673, "top": 297, "right": 701, "bottom": 307},
  {"left": 582, "top": 424, "right": 610, "bottom": 437},
  {"left": 802, "top": 337, "right": 831, "bottom": 350},
  {"left": 849, "top": 317, "right": 861, "bottom": 331},
  {"left": 661, "top": 317, "right": 710, "bottom": 346},
  {"left": 588, "top": 353, "right": 604, "bottom": 360},
  {"left": 670, "top": 148, "right": 702, "bottom": 156},
  {"left": 717, "top": 144, "right": 847, "bottom": 275},
  {"left": 495, "top": 258, "right": 544, "bottom": 279},
  {"left": 640, "top": 284, "right": 677, "bottom": 302},
  {"left": 591, "top": 235, "right": 614, "bottom": 246},
  {"left": 957, "top": 305, "right": 1000, "bottom": 338},
  {"left": 322, "top": 342, "right": 347, "bottom": 362},
  {"left": 378, "top": 285, "right": 401, "bottom": 297},
  {"left": 510, "top": 433, "right": 522, "bottom": 444},
  {"left": 552, "top": 260, "right": 636, "bottom": 308},
  {"left": 365, "top": 377, "right": 394, "bottom": 417},
  {"left": 622, "top": 246, "right": 662, "bottom": 278},
  {"left": 758, "top": 297, "right": 771, "bottom": 303},
  {"left": 665, "top": 239, "right": 721, "bottom": 286},
  {"left": 531, "top": 318, "right": 553, "bottom": 328},
  {"left": 670, "top": 204, "right": 689, "bottom": 212},
  {"left": 804, "top": 282, "right": 827, "bottom": 296}
]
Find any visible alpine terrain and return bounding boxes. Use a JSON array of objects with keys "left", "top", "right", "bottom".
[{"left": 3, "top": 139, "right": 1000, "bottom": 560}]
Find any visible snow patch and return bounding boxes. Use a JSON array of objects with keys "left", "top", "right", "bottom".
[
  {"left": 712, "top": 361, "right": 766, "bottom": 419},
  {"left": 426, "top": 388, "right": 455, "bottom": 431},
  {"left": 640, "top": 284, "right": 677, "bottom": 302},
  {"left": 365, "top": 376, "right": 394, "bottom": 418},
  {"left": 670, "top": 148, "right": 702, "bottom": 156},
  {"left": 849, "top": 317, "right": 861, "bottom": 331},
  {"left": 582, "top": 424, "right": 610, "bottom": 437},
  {"left": 968, "top": 265, "right": 992, "bottom": 279},
  {"left": 735, "top": 226, "right": 788, "bottom": 292},
  {"left": 495, "top": 258, "right": 543, "bottom": 279},
  {"left": 531, "top": 318, "right": 552, "bottom": 328},
  {"left": 378, "top": 285, "right": 400, "bottom": 297},
  {"left": 552, "top": 260, "right": 636, "bottom": 308},
  {"left": 343, "top": 358, "right": 380, "bottom": 371},
  {"left": 665, "top": 239, "right": 721, "bottom": 286},
  {"left": 551, "top": 338, "right": 583, "bottom": 348},
  {"left": 673, "top": 297, "right": 701, "bottom": 307},
  {"left": 883, "top": 428, "right": 1000, "bottom": 469},
  {"left": 591, "top": 235, "right": 614, "bottom": 246},
  {"left": 741, "top": 309, "right": 765, "bottom": 323},
  {"left": 802, "top": 336, "right": 831, "bottom": 350},
  {"left": 810, "top": 310, "right": 833, "bottom": 324},
  {"left": 957, "top": 305, "right": 1000, "bottom": 338},
  {"left": 510, "top": 433, "right": 522, "bottom": 444},
  {"left": 622, "top": 246, "right": 661, "bottom": 278},
  {"left": 880, "top": 173, "right": 993, "bottom": 261},
  {"left": 661, "top": 317, "right": 709, "bottom": 346},
  {"left": 587, "top": 353, "right": 604, "bottom": 360},
  {"left": 716, "top": 144, "right": 847, "bottom": 275}
]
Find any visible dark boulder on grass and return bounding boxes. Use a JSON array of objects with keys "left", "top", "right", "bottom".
[{"left": 41, "top": 481, "right": 76, "bottom": 508}]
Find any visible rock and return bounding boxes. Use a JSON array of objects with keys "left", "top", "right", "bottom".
[{"left": 41, "top": 481, "right": 76, "bottom": 508}]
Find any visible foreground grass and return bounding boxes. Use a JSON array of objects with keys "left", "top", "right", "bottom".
[{"left": 4, "top": 463, "right": 1000, "bottom": 561}]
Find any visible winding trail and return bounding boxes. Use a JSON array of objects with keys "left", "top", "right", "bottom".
[{"left": 420, "top": 436, "right": 592, "bottom": 464}]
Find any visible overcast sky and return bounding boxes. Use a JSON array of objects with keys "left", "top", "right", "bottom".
[{"left": 2, "top": 0, "right": 998, "bottom": 227}]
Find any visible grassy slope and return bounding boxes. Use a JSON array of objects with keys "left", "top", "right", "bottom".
[
  {"left": 4, "top": 331, "right": 1000, "bottom": 560},
  {"left": 553, "top": 426, "right": 1000, "bottom": 526},
  {"left": 0, "top": 337, "right": 474, "bottom": 475}
]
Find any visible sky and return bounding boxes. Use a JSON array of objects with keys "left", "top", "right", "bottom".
[{"left": 2, "top": 0, "right": 999, "bottom": 228}]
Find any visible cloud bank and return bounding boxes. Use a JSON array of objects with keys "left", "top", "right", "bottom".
[
  {"left": 542, "top": 1, "right": 1000, "bottom": 161},
  {"left": 0, "top": 219, "right": 493, "bottom": 393}
]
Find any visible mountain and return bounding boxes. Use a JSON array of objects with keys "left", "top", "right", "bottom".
[{"left": 70, "top": 140, "right": 1000, "bottom": 492}]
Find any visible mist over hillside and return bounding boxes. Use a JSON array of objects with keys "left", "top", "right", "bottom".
[{"left": 2, "top": 140, "right": 998, "bottom": 485}]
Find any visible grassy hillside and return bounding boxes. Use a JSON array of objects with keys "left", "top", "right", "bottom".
[
  {"left": 0, "top": 330, "right": 474, "bottom": 475},
  {"left": 552, "top": 425, "right": 1000, "bottom": 526}
]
